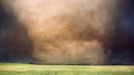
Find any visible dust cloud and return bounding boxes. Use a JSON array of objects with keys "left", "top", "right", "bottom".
[{"left": 0, "top": 0, "right": 134, "bottom": 64}]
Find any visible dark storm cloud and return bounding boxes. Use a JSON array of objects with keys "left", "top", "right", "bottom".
[{"left": 0, "top": 2, "right": 33, "bottom": 62}]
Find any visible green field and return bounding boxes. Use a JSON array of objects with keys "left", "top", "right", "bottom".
[{"left": 0, "top": 63, "right": 134, "bottom": 75}]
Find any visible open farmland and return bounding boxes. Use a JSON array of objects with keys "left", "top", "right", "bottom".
[{"left": 0, "top": 63, "right": 134, "bottom": 75}]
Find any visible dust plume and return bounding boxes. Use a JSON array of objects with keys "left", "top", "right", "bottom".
[{"left": 1, "top": 0, "right": 134, "bottom": 64}]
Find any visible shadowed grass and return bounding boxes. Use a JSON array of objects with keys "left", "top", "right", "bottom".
[{"left": 0, "top": 63, "right": 134, "bottom": 75}]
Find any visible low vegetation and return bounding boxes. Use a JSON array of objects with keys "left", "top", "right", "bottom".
[{"left": 0, "top": 63, "right": 134, "bottom": 75}]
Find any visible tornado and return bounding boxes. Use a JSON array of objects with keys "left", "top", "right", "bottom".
[{"left": 0, "top": 0, "right": 134, "bottom": 64}]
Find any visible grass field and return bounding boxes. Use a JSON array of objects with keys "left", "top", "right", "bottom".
[{"left": 0, "top": 63, "right": 134, "bottom": 75}]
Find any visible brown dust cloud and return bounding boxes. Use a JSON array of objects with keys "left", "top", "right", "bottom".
[{"left": 0, "top": 0, "right": 134, "bottom": 64}]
